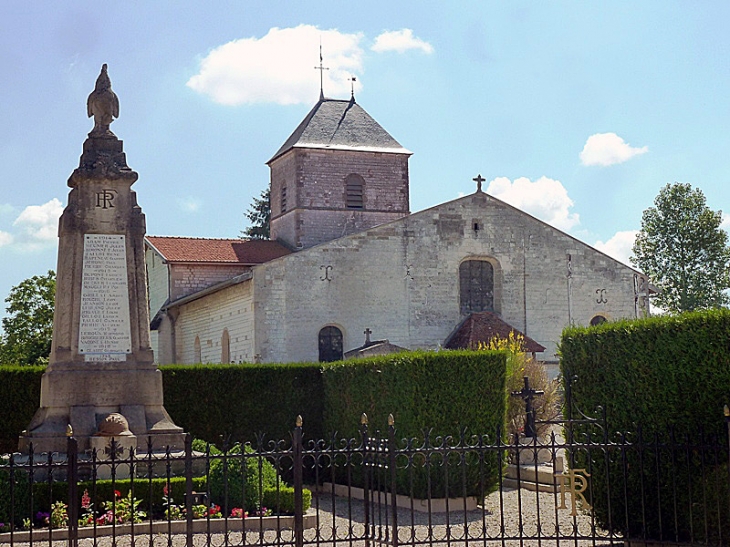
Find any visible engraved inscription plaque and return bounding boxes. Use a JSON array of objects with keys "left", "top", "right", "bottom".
[{"left": 78, "top": 234, "right": 132, "bottom": 360}]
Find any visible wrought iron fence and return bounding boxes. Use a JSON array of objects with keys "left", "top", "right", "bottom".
[{"left": 1, "top": 410, "right": 728, "bottom": 547}]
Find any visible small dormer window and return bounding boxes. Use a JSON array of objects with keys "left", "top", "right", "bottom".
[
  {"left": 281, "top": 186, "right": 287, "bottom": 213},
  {"left": 345, "top": 174, "right": 364, "bottom": 209}
]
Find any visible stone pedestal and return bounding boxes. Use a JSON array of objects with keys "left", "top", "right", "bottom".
[{"left": 18, "top": 65, "right": 184, "bottom": 455}]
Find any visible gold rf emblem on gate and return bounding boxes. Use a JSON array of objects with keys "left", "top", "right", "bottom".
[{"left": 555, "top": 468, "right": 592, "bottom": 516}]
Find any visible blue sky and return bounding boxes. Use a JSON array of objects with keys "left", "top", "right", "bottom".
[{"left": 1, "top": 2, "right": 729, "bottom": 320}]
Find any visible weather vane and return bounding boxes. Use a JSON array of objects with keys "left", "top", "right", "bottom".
[
  {"left": 349, "top": 76, "right": 357, "bottom": 99},
  {"left": 314, "top": 41, "right": 329, "bottom": 101}
]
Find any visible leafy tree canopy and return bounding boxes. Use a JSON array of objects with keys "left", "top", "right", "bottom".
[
  {"left": 632, "top": 182, "right": 730, "bottom": 313},
  {"left": 241, "top": 186, "right": 270, "bottom": 240},
  {"left": 0, "top": 270, "right": 55, "bottom": 365}
]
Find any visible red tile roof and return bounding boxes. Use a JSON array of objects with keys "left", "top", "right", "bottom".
[
  {"left": 146, "top": 236, "right": 291, "bottom": 264},
  {"left": 444, "top": 311, "right": 546, "bottom": 353}
]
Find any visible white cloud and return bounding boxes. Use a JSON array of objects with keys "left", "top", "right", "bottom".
[
  {"left": 177, "top": 196, "right": 201, "bottom": 213},
  {"left": 486, "top": 176, "right": 580, "bottom": 231},
  {"left": 0, "top": 231, "right": 13, "bottom": 247},
  {"left": 13, "top": 198, "right": 63, "bottom": 244},
  {"left": 580, "top": 133, "right": 648, "bottom": 166},
  {"left": 187, "top": 25, "right": 365, "bottom": 106},
  {"left": 594, "top": 230, "right": 638, "bottom": 266},
  {"left": 371, "top": 29, "right": 433, "bottom": 54}
]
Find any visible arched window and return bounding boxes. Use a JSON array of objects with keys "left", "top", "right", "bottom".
[
  {"left": 345, "top": 174, "right": 364, "bottom": 209},
  {"left": 221, "top": 329, "right": 230, "bottom": 363},
  {"left": 319, "top": 326, "right": 343, "bottom": 362},
  {"left": 194, "top": 336, "right": 202, "bottom": 363},
  {"left": 459, "top": 260, "right": 494, "bottom": 315},
  {"left": 590, "top": 315, "right": 608, "bottom": 327}
]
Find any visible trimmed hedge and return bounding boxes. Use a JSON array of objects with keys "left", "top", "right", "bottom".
[
  {"left": 1, "top": 352, "right": 506, "bottom": 508},
  {"left": 322, "top": 350, "right": 507, "bottom": 498},
  {"left": 559, "top": 310, "right": 730, "bottom": 543},
  {"left": 161, "top": 363, "right": 324, "bottom": 444},
  {"left": 0, "top": 366, "right": 44, "bottom": 454}
]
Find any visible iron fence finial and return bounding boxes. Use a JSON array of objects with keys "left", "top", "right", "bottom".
[
  {"left": 296, "top": 415, "right": 303, "bottom": 427},
  {"left": 361, "top": 413, "right": 368, "bottom": 425}
]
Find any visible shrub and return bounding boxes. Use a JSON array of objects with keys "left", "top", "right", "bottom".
[
  {"left": 0, "top": 465, "right": 30, "bottom": 527},
  {"left": 0, "top": 366, "right": 44, "bottom": 453},
  {"left": 261, "top": 485, "right": 312, "bottom": 515},
  {"left": 207, "top": 443, "right": 278, "bottom": 512},
  {"left": 322, "top": 350, "right": 507, "bottom": 499},
  {"left": 559, "top": 310, "right": 730, "bottom": 543},
  {"left": 161, "top": 363, "right": 324, "bottom": 444}
]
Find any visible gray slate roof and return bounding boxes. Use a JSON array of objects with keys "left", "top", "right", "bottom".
[{"left": 268, "top": 98, "right": 411, "bottom": 163}]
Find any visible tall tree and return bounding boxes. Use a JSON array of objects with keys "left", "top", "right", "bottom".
[
  {"left": 0, "top": 270, "right": 56, "bottom": 365},
  {"left": 632, "top": 183, "right": 730, "bottom": 313},
  {"left": 241, "top": 186, "right": 271, "bottom": 240}
]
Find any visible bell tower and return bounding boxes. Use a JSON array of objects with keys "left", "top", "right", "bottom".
[{"left": 267, "top": 97, "right": 411, "bottom": 250}]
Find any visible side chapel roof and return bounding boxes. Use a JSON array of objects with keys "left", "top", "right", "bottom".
[
  {"left": 145, "top": 236, "right": 291, "bottom": 265},
  {"left": 444, "top": 311, "right": 546, "bottom": 354},
  {"left": 268, "top": 98, "right": 411, "bottom": 163}
]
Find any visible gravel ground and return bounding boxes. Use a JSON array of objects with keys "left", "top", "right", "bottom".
[{"left": 4, "top": 486, "right": 618, "bottom": 547}]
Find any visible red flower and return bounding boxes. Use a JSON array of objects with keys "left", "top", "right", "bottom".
[
  {"left": 81, "top": 489, "right": 91, "bottom": 509},
  {"left": 163, "top": 484, "right": 169, "bottom": 497},
  {"left": 114, "top": 490, "right": 121, "bottom": 499}
]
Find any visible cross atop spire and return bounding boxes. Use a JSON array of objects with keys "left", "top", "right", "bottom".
[
  {"left": 473, "top": 174, "right": 486, "bottom": 193},
  {"left": 314, "top": 42, "right": 329, "bottom": 101}
]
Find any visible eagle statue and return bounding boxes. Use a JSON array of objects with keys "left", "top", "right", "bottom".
[{"left": 87, "top": 64, "right": 119, "bottom": 136}]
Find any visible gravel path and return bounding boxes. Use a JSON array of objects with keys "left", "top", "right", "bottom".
[{"left": 5, "top": 486, "right": 617, "bottom": 547}]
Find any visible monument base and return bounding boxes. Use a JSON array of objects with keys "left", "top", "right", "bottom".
[{"left": 19, "top": 362, "right": 184, "bottom": 455}]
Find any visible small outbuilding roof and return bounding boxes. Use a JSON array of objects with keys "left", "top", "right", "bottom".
[
  {"left": 268, "top": 98, "right": 411, "bottom": 163},
  {"left": 444, "top": 311, "right": 546, "bottom": 354},
  {"left": 145, "top": 236, "right": 291, "bottom": 265}
]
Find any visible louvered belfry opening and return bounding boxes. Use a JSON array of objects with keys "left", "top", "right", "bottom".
[
  {"left": 459, "top": 259, "right": 494, "bottom": 315},
  {"left": 345, "top": 174, "right": 364, "bottom": 209}
]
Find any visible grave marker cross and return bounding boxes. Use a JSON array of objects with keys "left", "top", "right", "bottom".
[{"left": 511, "top": 376, "right": 545, "bottom": 438}]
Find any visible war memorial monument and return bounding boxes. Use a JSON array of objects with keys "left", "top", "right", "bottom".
[{"left": 18, "top": 65, "right": 185, "bottom": 457}]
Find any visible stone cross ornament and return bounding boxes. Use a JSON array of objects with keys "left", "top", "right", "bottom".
[{"left": 87, "top": 64, "right": 120, "bottom": 137}]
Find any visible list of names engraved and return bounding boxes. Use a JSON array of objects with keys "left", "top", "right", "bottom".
[{"left": 78, "top": 234, "right": 132, "bottom": 357}]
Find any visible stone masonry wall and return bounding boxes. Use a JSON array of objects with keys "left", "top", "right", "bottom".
[
  {"left": 169, "top": 264, "right": 250, "bottom": 302},
  {"left": 174, "top": 280, "right": 254, "bottom": 364},
  {"left": 254, "top": 192, "right": 643, "bottom": 363},
  {"left": 270, "top": 148, "right": 410, "bottom": 249}
]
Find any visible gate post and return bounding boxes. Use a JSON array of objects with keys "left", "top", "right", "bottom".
[
  {"left": 361, "top": 414, "right": 371, "bottom": 547},
  {"left": 66, "top": 433, "right": 78, "bottom": 547},
  {"left": 293, "top": 416, "right": 304, "bottom": 547},
  {"left": 388, "top": 414, "right": 398, "bottom": 547},
  {"left": 184, "top": 434, "right": 193, "bottom": 547}
]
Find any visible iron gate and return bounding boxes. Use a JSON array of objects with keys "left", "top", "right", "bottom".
[{"left": 1, "top": 406, "right": 728, "bottom": 546}]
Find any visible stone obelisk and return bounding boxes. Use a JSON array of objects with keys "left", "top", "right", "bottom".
[{"left": 19, "top": 64, "right": 184, "bottom": 454}]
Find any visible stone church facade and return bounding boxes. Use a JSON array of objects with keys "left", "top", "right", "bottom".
[{"left": 145, "top": 96, "right": 652, "bottom": 365}]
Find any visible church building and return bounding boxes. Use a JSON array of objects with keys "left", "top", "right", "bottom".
[{"left": 145, "top": 95, "right": 652, "bottom": 366}]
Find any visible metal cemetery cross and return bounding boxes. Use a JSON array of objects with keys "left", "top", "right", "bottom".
[{"left": 511, "top": 376, "right": 544, "bottom": 438}]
